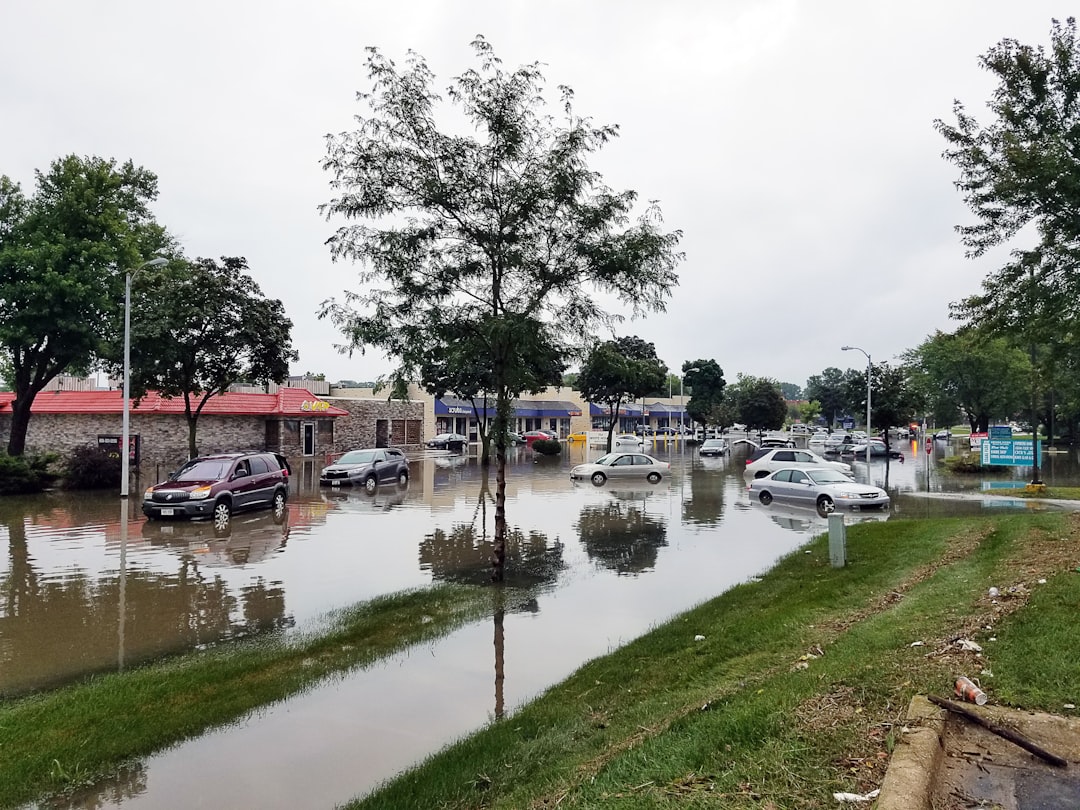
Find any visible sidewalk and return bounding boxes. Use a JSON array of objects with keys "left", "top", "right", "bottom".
[{"left": 878, "top": 696, "right": 1080, "bottom": 809}]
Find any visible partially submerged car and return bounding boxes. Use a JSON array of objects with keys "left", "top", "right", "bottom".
[
  {"left": 570, "top": 452, "right": 670, "bottom": 486},
  {"left": 319, "top": 447, "right": 410, "bottom": 492},
  {"left": 142, "top": 451, "right": 290, "bottom": 530},
  {"left": 748, "top": 467, "right": 890, "bottom": 514}
]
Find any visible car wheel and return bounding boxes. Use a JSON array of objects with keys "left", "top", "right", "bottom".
[
  {"left": 758, "top": 490, "right": 773, "bottom": 505},
  {"left": 213, "top": 500, "right": 231, "bottom": 531},
  {"left": 647, "top": 471, "right": 661, "bottom": 483},
  {"left": 817, "top": 496, "right": 835, "bottom": 514},
  {"left": 272, "top": 489, "right": 286, "bottom": 513},
  {"left": 591, "top": 472, "right": 607, "bottom": 486},
  {"left": 364, "top": 475, "right": 378, "bottom": 494},
  {"left": 398, "top": 469, "right": 409, "bottom": 486}
]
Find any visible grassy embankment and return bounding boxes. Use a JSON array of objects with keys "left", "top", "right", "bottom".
[
  {"left": 4, "top": 513, "right": 1079, "bottom": 810},
  {"left": 0, "top": 584, "right": 495, "bottom": 808},
  {"left": 347, "top": 512, "right": 1080, "bottom": 809}
]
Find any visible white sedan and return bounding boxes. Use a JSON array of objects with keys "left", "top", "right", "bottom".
[
  {"left": 748, "top": 467, "right": 890, "bottom": 514},
  {"left": 570, "top": 452, "right": 670, "bottom": 486}
]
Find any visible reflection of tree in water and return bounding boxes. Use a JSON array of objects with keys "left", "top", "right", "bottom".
[
  {"left": 418, "top": 523, "right": 565, "bottom": 588},
  {"left": 418, "top": 475, "right": 566, "bottom": 588},
  {"left": 0, "top": 536, "right": 292, "bottom": 697},
  {"left": 576, "top": 496, "right": 668, "bottom": 575},
  {"left": 681, "top": 462, "right": 726, "bottom": 526}
]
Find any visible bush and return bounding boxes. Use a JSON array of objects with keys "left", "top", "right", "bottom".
[
  {"left": 64, "top": 446, "right": 122, "bottom": 490},
  {"left": 0, "top": 452, "right": 59, "bottom": 494},
  {"left": 531, "top": 438, "right": 562, "bottom": 455},
  {"left": 943, "top": 453, "right": 1010, "bottom": 475}
]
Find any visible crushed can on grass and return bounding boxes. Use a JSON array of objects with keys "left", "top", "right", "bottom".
[{"left": 955, "top": 676, "right": 988, "bottom": 705}]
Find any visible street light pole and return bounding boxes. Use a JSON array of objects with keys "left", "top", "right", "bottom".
[
  {"left": 841, "top": 346, "right": 871, "bottom": 468},
  {"left": 121, "top": 257, "right": 167, "bottom": 498}
]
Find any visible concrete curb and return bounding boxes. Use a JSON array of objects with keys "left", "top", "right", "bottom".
[{"left": 875, "top": 696, "right": 946, "bottom": 810}]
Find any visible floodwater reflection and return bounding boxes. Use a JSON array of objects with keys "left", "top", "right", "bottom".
[{"left": 5, "top": 442, "right": 1079, "bottom": 808}]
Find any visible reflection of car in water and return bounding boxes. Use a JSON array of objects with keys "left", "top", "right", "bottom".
[
  {"left": 140, "top": 499, "right": 291, "bottom": 565},
  {"left": 320, "top": 480, "right": 409, "bottom": 512},
  {"left": 752, "top": 500, "right": 891, "bottom": 533}
]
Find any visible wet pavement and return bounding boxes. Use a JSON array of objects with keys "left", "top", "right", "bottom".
[{"left": 5, "top": 436, "right": 1079, "bottom": 808}]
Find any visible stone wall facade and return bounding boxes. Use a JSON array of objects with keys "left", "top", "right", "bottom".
[
  {"left": 325, "top": 397, "right": 425, "bottom": 457},
  {"left": 0, "top": 397, "right": 425, "bottom": 470}
]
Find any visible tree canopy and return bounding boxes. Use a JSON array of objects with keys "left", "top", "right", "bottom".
[
  {"left": 320, "top": 39, "right": 682, "bottom": 578},
  {"left": 682, "top": 360, "right": 726, "bottom": 430},
  {"left": 116, "top": 256, "right": 296, "bottom": 458},
  {"left": 804, "top": 368, "right": 848, "bottom": 429},
  {"left": 0, "top": 155, "right": 169, "bottom": 455},
  {"left": 728, "top": 375, "right": 786, "bottom": 432},
  {"left": 577, "top": 336, "right": 666, "bottom": 451}
]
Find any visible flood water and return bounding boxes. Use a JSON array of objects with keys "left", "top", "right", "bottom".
[{"left": 5, "top": 436, "right": 1078, "bottom": 808}]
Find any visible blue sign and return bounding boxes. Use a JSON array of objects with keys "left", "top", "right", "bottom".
[
  {"left": 980, "top": 439, "right": 1041, "bottom": 467},
  {"left": 988, "top": 425, "right": 1012, "bottom": 439}
]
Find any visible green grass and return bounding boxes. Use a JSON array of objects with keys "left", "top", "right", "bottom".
[
  {"left": 345, "top": 514, "right": 1080, "bottom": 809},
  {"left": 986, "top": 486, "right": 1080, "bottom": 500},
  {"left": 8, "top": 514, "right": 1079, "bottom": 810},
  {"left": 0, "top": 584, "right": 495, "bottom": 808}
]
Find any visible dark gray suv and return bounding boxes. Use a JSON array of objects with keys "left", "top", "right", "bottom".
[
  {"left": 319, "top": 448, "right": 410, "bottom": 493},
  {"left": 142, "top": 452, "right": 290, "bottom": 530}
]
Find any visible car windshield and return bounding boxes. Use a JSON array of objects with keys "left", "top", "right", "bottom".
[
  {"left": 703, "top": 440, "right": 724, "bottom": 447},
  {"left": 338, "top": 451, "right": 377, "bottom": 464},
  {"left": 174, "top": 459, "right": 231, "bottom": 481},
  {"left": 807, "top": 469, "right": 852, "bottom": 484},
  {"left": 593, "top": 454, "right": 619, "bottom": 466}
]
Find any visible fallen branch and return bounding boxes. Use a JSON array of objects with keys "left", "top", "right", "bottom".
[{"left": 927, "top": 694, "right": 1069, "bottom": 768}]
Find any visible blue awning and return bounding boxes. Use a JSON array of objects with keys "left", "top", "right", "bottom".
[{"left": 436, "top": 397, "right": 581, "bottom": 418}]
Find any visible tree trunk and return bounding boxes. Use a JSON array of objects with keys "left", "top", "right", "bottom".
[
  {"left": 492, "top": 442, "right": 507, "bottom": 581},
  {"left": 187, "top": 415, "right": 199, "bottom": 460},
  {"left": 6, "top": 396, "right": 33, "bottom": 456}
]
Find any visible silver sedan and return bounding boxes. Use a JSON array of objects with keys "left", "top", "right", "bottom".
[
  {"left": 570, "top": 452, "right": 670, "bottom": 486},
  {"left": 747, "top": 466, "right": 890, "bottom": 513}
]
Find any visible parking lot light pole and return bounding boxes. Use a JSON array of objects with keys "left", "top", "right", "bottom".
[
  {"left": 841, "top": 345, "right": 871, "bottom": 467},
  {"left": 121, "top": 257, "right": 168, "bottom": 498}
]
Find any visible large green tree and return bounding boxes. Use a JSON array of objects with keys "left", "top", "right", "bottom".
[
  {"left": 577, "top": 337, "right": 666, "bottom": 452},
  {"left": 0, "top": 156, "right": 168, "bottom": 455},
  {"left": 936, "top": 18, "right": 1080, "bottom": 480},
  {"left": 682, "top": 360, "right": 726, "bottom": 431},
  {"left": 728, "top": 375, "right": 786, "bottom": 432},
  {"left": 904, "top": 330, "right": 1030, "bottom": 433},
  {"left": 116, "top": 257, "right": 297, "bottom": 458},
  {"left": 804, "top": 367, "right": 848, "bottom": 429},
  {"left": 320, "top": 40, "right": 682, "bottom": 579}
]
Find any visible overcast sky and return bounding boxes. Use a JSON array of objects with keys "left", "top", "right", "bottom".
[{"left": 1, "top": 1, "right": 1065, "bottom": 390}]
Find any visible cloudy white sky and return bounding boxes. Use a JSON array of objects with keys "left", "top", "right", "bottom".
[{"left": 1, "top": 1, "right": 1065, "bottom": 390}]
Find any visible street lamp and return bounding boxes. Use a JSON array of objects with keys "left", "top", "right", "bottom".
[
  {"left": 681, "top": 366, "right": 701, "bottom": 437},
  {"left": 841, "top": 345, "right": 871, "bottom": 467},
  {"left": 121, "top": 257, "right": 168, "bottom": 497}
]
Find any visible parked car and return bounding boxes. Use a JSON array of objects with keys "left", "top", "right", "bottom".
[
  {"left": 612, "top": 433, "right": 645, "bottom": 448},
  {"left": 319, "top": 447, "right": 410, "bottom": 492},
  {"left": 427, "top": 432, "right": 468, "bottom": 451},
  {"left": 841, "top": 440, "right": 904, "bottom": 460},
  {"left": 758, "top": 436, "right": 796, "bottom": 448},
  {"left": 699, "top": 438, "right": 730, "bottom": 457},
  {"left": 933, "top": 429, "right": 952, "bottom": 440},
  {"left": 744, "top": 447, "right": 853, "bottom": 478},
  {"left": 822, "top": 433, "right": 854, "bottom": 454},
  {"left": 748, "top": 467, "right": 890, "bottom": 514},
  {"left": 142, "top": 451, "right": 290, "bottom": 530},
  {"left": 522, "top": 429, "right": 558, "bottom": 445},
  {"left": 569, "top": 452, "right": 670, "bottom": 486}
]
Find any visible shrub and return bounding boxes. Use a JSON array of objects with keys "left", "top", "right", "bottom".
[
  {"left": 64, "top": 446, "right": 122, "bottom": 490},
  {"left": 943, "top": 453, "right": 1010, "bottom": 475},
  {"left": 531, "top": 438, "right": 562, "bottom": 456},
  {"left": 0, "top": 452, "right": 59, "bottom": 494}
]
